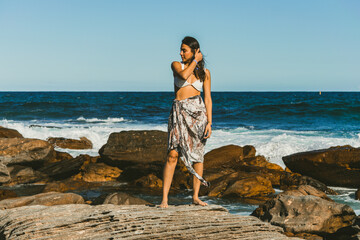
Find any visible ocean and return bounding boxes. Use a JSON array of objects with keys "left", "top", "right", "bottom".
[{"left": 0, "top": 91, "right": 359, "bottom": 215}]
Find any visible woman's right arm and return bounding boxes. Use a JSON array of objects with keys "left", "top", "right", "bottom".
[{"left": 171, "top": 50, "right": 203, "bottom": 80}]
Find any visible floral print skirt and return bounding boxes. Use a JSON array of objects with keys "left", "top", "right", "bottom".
[{"left": 167, "top": 95, "right": 209, "bottom": 187}]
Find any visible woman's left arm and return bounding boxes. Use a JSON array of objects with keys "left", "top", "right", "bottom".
[{"left": 203, "top": 69, "right": 212, "bottom": 139}]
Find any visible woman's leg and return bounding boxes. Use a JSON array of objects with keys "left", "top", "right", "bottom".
[
  {"left": 192, "top": 162, "right": 208, "bottom": 206},
  {"left": 160, "top": 150, "right": 178, "bottom": 208}
]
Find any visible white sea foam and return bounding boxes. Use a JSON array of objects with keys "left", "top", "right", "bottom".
[{"left": 75, "top": 116, "right": 130, "bottom": 123}]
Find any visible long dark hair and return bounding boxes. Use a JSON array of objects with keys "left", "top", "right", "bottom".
[{"left": 182, "top": 36, "right": 206, "bottom": 82}]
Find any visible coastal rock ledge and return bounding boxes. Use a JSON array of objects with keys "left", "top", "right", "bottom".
[{"left": 0, "top": 204, "right": 301, "bottom": 240}]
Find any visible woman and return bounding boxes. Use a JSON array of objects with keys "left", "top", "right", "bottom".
[{"left": 160, "top": 36, "right": 212, "bottom": 208}]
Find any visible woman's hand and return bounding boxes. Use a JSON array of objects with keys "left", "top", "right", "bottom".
[
  {"left": 203, "top": 123, "right": 212, "bottom": 139},
  {"left": 194, "top": 49, "right": 203, "bottom": 62}
]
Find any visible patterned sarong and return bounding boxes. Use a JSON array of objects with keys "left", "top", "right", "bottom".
[{"left": 167, "top": 95, "right": 210, "bottom": 187}]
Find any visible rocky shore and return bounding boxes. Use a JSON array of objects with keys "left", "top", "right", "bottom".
[{"left": 0, "top": 126, "right": 359, "bottom": 239}]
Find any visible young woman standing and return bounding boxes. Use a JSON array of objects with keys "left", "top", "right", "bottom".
[{"left": 160, "top": 36, "right": 212, "bottom": 208}]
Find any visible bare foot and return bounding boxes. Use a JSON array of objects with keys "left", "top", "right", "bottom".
[
  {"left": 159, "top": 201, "right": 168, "bottom": 208},
  {"left": 193, "top": 198, "right": 208, "bottom": 206}
]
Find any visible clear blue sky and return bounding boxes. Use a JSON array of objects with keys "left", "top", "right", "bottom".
[{"left": 0, "top": 0, "right": 359, "bottom": 91}]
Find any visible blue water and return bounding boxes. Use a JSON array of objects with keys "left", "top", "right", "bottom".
[{"left": 0, "top": 91, "right": 359, "bottom": 215}]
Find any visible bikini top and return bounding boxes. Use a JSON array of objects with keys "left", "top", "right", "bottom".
[{"left": 174, "top": 63, "right": 204, "bottom": 92}]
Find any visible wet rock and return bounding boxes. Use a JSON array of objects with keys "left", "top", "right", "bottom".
[
  {"left": 252, "top": 194, "right": 356, "bottom": 237},
  {"left": 0, "top": 126, "right": 23, "bottom": 138},
  {"left": 283, "top": 145, "right": 360, "bottom": 188},
  {"left": 0, "top": 138, "right": 54, "bottom": 166},
  {"left": 0, "top": 204, "right": 302, "bottom": 239},
  {"left": 42, "top": 178, "right": 103, "bottom": 193},
  {"left": 0, "top": 162, "right": 10, "bottom": 184},
  {"left": 134, "top": 173, "right": 163, "bottom": 189},
  {"left": 38, "top": 154, "right": 88, "bottom": 180},
  {"left": 279, "top": 185, "right": 333, "bottom": 201},
  {"left": 47, "top": 137, "right": 93, "bottom": 149},
  {"left": 280, "top": 173, "right": 338, "bottom": 195},
  {"left": 5, "top": 165, "right": 49, "bottom": 185},
  {"left": 204, "top": 171, "right": 275, "bottom": 204},
  {"left": 99, "top": 130, "right": 167, "bottom": 168},
  {"left": 0, "top": 189, "right": 17, "bottom": 201},
  {"left": 0, "top": 191, "right": 84, "bottom": 210},
  {"left": 44, "top": 150, "right": 73, "bottom": 165},
  {"left": 356, "top": 188, "right": 360, "bottom": 200},
  {"left": 71, "top": 162, "right": 122, "bottom": 182},
  {"left": 103, "top": 192, "right": 151, "bottom": 205}
]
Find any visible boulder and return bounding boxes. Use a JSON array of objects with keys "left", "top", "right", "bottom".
[
  {"left": 283, "top": 145, "right": 360, "bottom": 188},
  {"left": 0, "top": 189, "right": 17, "bottom": 201},
  {"left": 5, "top": 165, "right": 49, "bottom": 185},
  {"left": 42, "top": 179, "right": 104, "bottom": 193},
  {"left": 280, "top": 172, "right": 338, "bottom": 195},
  {"left": 252, "top": 194, "right": 356, "bottom": 237},
  {"left": 0, "top": 126, "right": 23, "bottom": 138},
  {"left": 47, "top": 137, "right": 93, "bottom": 149},
  {"left": 44, "top": 150, "right": 73, "bottom": 165},
  {"left": 0, "top": 204, "right": 302, "bottom": 239},
  {"left": 0, "top": 192, "right": 84, "bottom": 209},
  {"left": 0, "top": 162, "right": 10, "bottom": 184},
  {"left": 103, "top": 192, "right": 151, "bottom": 205},
  {"left": 99, "top": 130, "right": 167, "bottom": 167},
  {"left": 134, "top": 173, "right": 163, "bottom": 189},
  {"left": 38, "top": 154, "right": 88, "bottom": 180},
  {"left": 71, "top": 162, "right": 122, "bottom": 182},
  {"left": 279, "top": 185, "right": 333, "bottom": 202},
  {"left": 204, "top": 171, "right": 275, "bottom": 204},
  {"left": 0, "top": 138, "right": 54, "bottom": 166},
  {"left": 356, "top": 189, "right": 360, "bottom": 201}
]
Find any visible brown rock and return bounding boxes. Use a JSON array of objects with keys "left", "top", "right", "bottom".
[
  {"left": 0, "top": 126, "right": 23, "bottom": 138},
  {"left": 0, "top": 204, "right": 301, "bottom": 239},
  {"left": 47, "top": 137, "right": 93, "bottom": 149},
  {"left": 5, "top": 165, "right": 49, "bottom": 185},
  {"left": 42, "top": 179, "right": 103, "bottom": 193},
  {"left": 99, "top": 130, "right": 167, "bottom": 168},
  {"left": 0, "top": 189, "right": 17, "bottom": 201},
  {"left": 252, "top": 194, "right": 356, "bottom": 237},
  {"left": 280, "top": 172, "right": 338, "bottom": 195},
  {"left": 205, "top": 171, "right": 275, "bottom": 204},
  {"left": 103, "top": 192, "right": 151, "bottom": 205},
  {"left": 71, "top": 162, "right": 122, "bottom": 182},
  {"left": 0, "top": 138, "right": 54, "bottom": 166},
  {"left": 0, "top": 162, "right": 10, "bottom": 184},
  {"left": 0, "top": 192, "right": 84, "bottom": 209},
  {"left": 283, "top": 145, "right": 360, "bottom": 188},
  {"left": 38, "top": 154, "right": 88, "bottom": 180},
  {"left": 134, "top": 173, "right": 163, "bottom": 189},
  {"left": 356, "top": 189, "right": 360, "bottom": 200},
  {"left": 44, "top": 150, "right": 73, "bottom": 165},
  {"left": 280, "top": 185, "right": 333, "bottom": 201}
]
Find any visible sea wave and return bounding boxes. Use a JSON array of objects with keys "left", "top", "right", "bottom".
[{"left": 75, "top": 116, "right": 131, "bottom": 123}]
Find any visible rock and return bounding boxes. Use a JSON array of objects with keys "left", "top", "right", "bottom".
[
  {"left": 42, "top": 178, "right": 103, "bottom": 193},
  {"left": 0, "top": 162, "right": 10, "bottom": 184},
  {"left": 280, "top": 185, "right": 333, "bottom": 201},
  {"left": 103, "top": 192, "right": 151, "bottom": 205},
  {"left": 99, "top": 130, "right": 167, "bottom": 168},
  {"left": 47, "top": 137, "right": 93, "bottom": 149},
  {"left": 280, "top": 173, "right": 338, "bottom": 195},
  {"left": 71, "top": 162, "right": 122, "bottom": 182},
  {"left": 283, "top": 145, "right": 360, "bottom": 188},
  {"left": 0, "top": 126, "right": 23, "bottom": 138},
  {"left": 5, "top": 165, "right": 49, "bottom": 185},
  {"left": 134, "top": 173, "right": 163, "bottom": 189},
  {"left": 252, "top": 194, "right": 356, "bottom": 237},
  {"left": 0, "top": 189, "right": 17, "bottom": 201},
  {"left": 356, "top": 189, "right": 360, "bottom": 200},
  {"left": 38, "top": 154, "right": 88, "bottom": 180},
  {"left": 0, "top": 204, "right": 302, "bottom": 239},
  {"left": 204, "top": 171, "right": 275, "bottom": 204},
  {"left": 0, "top": 138, "right": 54, "bottom": 166},
  {"left": 44, "top": 150, "right": 73, "bottom": 165},
  {"left": 0, "top": 192, "right": 84, "bottom": 210}
]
